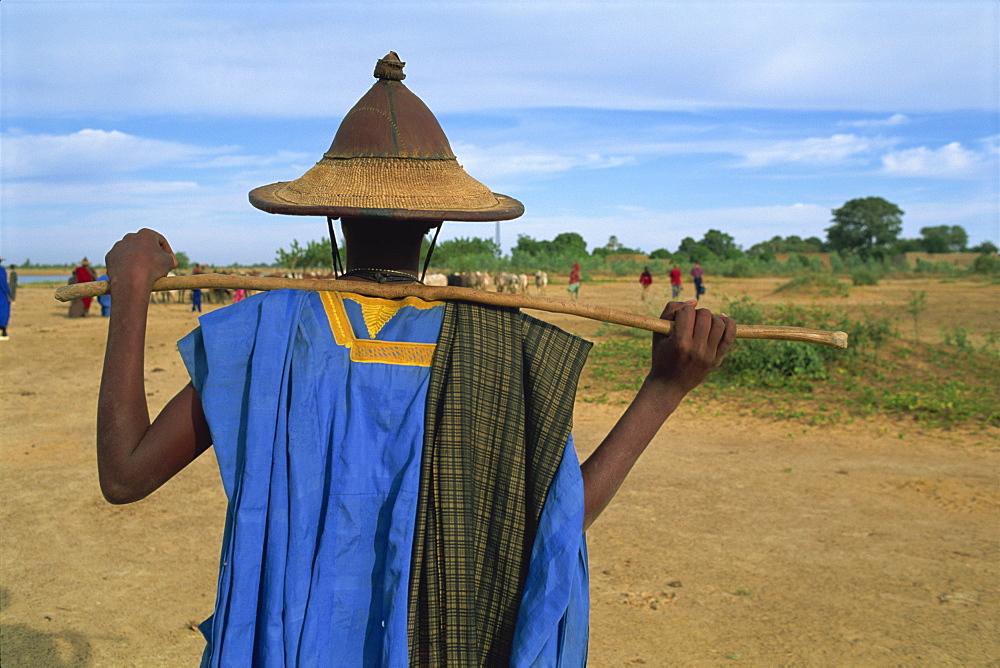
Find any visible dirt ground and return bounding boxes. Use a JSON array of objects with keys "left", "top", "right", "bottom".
[{"left": 1, "top": 276, "right": 997, "bottom": 666}]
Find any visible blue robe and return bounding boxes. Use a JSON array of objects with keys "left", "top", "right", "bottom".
[
  {"left": 0, "top": 267, "right": 10, "bottom": 328},
  {"left": 179, "top": 289, "right": 588, "bottom": 666}
]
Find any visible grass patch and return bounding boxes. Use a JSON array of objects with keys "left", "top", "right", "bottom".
[
  {"left": 773, "top": 273, "right": 850, "bottom": 297},
  {"left": 582, "top": 297, "right": 999, "bottom": 429}
]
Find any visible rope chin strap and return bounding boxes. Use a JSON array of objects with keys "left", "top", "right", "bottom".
[
  {"left": 327, "top": 216, "right": 440, "bottom": 282},
  {"left": 327, "top": 216, "right": 345, "bottom": 277},
  {"left": 420, "top": 223, "right": 443, "bottom": 283}
]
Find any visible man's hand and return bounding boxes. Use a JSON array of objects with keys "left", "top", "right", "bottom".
[
  {"left": 648, "top": 300, "right": 736, "bottom": 396},
  {"left": 105, "top": 228, "right": 177, "bottom": 293}
]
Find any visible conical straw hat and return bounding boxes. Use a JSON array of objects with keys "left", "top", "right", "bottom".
[{"left": 249, "top": 52, "right": 523, "bottom": 222}]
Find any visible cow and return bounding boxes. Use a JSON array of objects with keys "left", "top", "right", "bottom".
[
  {"left": 494, "top": 272, "right": 519, "bottom": 294},
  {"left": 151, "top": 271, "right": 181, "bottom": 305},
  {"left": 467, "top": 271, "right": 492, "bottom": 291},
  {"left": 534, "top": 270, "right": 548, "bottom": 295},
  {"left": 424, "top": 273, "right": 448, "bottom": 286}
]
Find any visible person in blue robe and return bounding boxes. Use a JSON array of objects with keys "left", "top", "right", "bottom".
[{"left": 94, "top": 52, "right": 735, "bottom": 666}]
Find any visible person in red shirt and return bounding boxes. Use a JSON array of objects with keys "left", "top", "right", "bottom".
[
  {"left": 669, "top": 264, "right": 682, "bottom": 299},
  {"left": 639, "top": 267, "right": 653, "bottom": 301},
  {"left": 567, "top": 262, "right": 581, "bottom": 300}
]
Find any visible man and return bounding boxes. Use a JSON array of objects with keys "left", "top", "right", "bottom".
[
  {"left": 97, "top": 53, "right": 734, "bottom": 666},
  {"left": 97, "top": 274, "right": 112, "bottom": 316},
  {"left": 0, "top": 259, "right": 11, "bottom": 340},
  {"left": 691, "top": 260, "right": 705, "bottom": 301},
  {"left": 639, "top": 266, "right": 653, "bottom": 301},
  {"left": 670, "top": 263, "right": 683, "bottom": 298},
  {"left": 190, "top": 265, "right": 203, "bottom": 313},
  {"left": 568, "top": 262, "right": 581, "bottom": 299},
  {"left": 7, "top": 264, "right": 17, "bottom": 302},
  {"left": 69, "top": 258, "right": 98, "bottom": 317}
]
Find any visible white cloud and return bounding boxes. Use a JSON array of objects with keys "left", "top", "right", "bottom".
[
  {"left": 192, "top": 150, "right": 311, "bottom": 170},
  {"left": 841, "top": 114, "right": 910, "bottom": 128},
  {"left": 1, "top": 179, "right": 201, "bottom": 207},
  {"left": 1, "top": 129, "right": 230, "bottom": 179},
  {"left": 453, "top": 141, "right": 633, "bottom": 181},
  {"left": 739, "top": 134, "right": 880, "bottom": 168},
  {"left": 880, "top": 142, "right": 984, "bottom": 177}
]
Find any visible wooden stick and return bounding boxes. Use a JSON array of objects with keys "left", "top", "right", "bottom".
[{"left": 55, "top": 274, "right": 849, "bottom": 349}]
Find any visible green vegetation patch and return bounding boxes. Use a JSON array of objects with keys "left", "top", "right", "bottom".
[
  {"left": 583, "top": 297, "right": 999, "bottom": 429},
  {"left": 773, "top": 274, "right": 851, "bottom": 297}
]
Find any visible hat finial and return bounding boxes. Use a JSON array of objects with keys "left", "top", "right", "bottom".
[{"left": 374, "top": 52, "right": 405, "bottom": 81}]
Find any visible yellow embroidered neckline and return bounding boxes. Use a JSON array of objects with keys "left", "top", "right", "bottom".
[{"left": 318, "top": 291, "right": 442, "bottom": 367}]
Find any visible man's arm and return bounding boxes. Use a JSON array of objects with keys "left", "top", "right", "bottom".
[
  {"left": 97, "top": 229, "right": 212, "bottom": 504},
  {"left": 580, "top": 301, "right": 735, "bottom": 530}
]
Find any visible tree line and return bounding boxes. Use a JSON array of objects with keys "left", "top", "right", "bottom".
[{"left": 271, "top": 197, "right": 997, "bottom": 275}]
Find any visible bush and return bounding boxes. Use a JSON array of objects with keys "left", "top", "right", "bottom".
[
  {"left": 851, "top": 268, "right": 880, "bottom": 286},
  {"left": 721, "top": 258, "right": 755, "bottom": 278},
  {"left": 829, "top": 253, "right": 846, "bottom": 274},
  {"left": 971, "top": 254, "right": 999, "bottom": 275},
  {"left": 713, "top": 297, "right": 829, "bottom": 389}
]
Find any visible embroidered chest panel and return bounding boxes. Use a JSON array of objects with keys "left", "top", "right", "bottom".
[{"left": 319, "top": 291, "right": 443, "bottom": 367}]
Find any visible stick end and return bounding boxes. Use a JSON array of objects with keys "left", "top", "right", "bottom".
[{"left": 831, "top": 331, "right": 849, "bottom": 349}]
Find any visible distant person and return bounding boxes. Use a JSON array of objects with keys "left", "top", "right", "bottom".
[
  {"left": 97, "top": 274, "right": 112, "bottom": 316},
  {"left": 0, "top": 258, "right": 11, "bottom": 340},
  {"left": 8, "top": 264, "right": 18, "bottom": 301},
  {"left": 639, "top": 266, "right": 653, "bottom": 301},
  {"left": 567, "top": 262, "right": 581, "bottom": 299},
  {"left": 232, "top": 288, "right": 247, "bottom": 303},
  {"left": 191, "top": 265, "right": 203, "bottom": 313},
  {"left": 69, "top": 258, "right": 98, "bottom": 317},
  {"left": 690, "top": 261, "right": 705, "bottom": 301},
  {"left": 670, "top": 264, "right": 682, "bottom": 299}
]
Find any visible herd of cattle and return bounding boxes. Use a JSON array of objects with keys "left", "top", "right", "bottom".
[
  {"left": 150, "top": 269, "right": 550, "bottom": 305},
  {"left": 428, "top": 270, "right": 549, "bottom": 295}
]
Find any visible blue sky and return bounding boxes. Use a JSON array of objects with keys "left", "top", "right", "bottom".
[{"left": 2, "top": 0, "right": 998, "bottom": 266}]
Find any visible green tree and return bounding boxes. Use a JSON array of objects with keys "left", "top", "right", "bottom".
[
  {"left": 432, "top": 236, "right": 501, "bottom": 271},
  {"left": 970, "top": 240, "right": 998, "bottom": 254},
  {"left": 551, "top": 232, "right": 588, "bottom": 256},
  {"left": 511, "top": 232, "right": 590, "bottom": 269},
  {"left": 748, "top": 234, "right": 824, "bottom": 256},
  {"left": 174, "top": 251, "right": 192, "bottom": 269},
  {"left": 826, "top": 197, "right": 904, "bottom": 260},
  {"left": 592, "top": 235, "right": 643, "bottom": 258},
  {"left": 676, "top": 236, "right": 715, "bottom": 263},
  {"left": 893, "top": 237, "right": 923, "bottom": 253},
  {"left": 649, "top": 248, "right": 672, "bottom": 260},
  {"left": 434, "top": 236, "right": 500, "bottom": 259},
  {"left": 700, "top": 229, "right": 742, "bottom": 259},
  {"left": 275, "top": 239, "right": 335, "bottom": 270},
  {"left": 919, "top": 225, "right": 968, "bottom": 253}
]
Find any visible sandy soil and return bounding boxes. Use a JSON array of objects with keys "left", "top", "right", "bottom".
[{"left": 1, "top": 278, "right": 997, "bottom": 666}]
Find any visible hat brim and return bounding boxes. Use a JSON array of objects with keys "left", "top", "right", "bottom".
[{"left": 249, "top": 182, "right": 524, "bottom": 222}]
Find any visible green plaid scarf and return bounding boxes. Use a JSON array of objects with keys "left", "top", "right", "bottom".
[{"left": 407, "top": 301, "right": 591, "bottom": 666}]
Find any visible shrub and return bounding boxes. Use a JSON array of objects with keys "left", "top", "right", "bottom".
[
  {"left": 971, "top": 254, "right": 999, "bottom": 275},
  {"left": 721, "top": 258, "right": 755, "bottom": 278},
  {"left": 851, "top": 268, "right": 880, "bottom": 286}
]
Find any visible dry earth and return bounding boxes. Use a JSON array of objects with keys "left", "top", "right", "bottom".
[{"left": 1, "top": 276, "right": 997, "bottom": 666}]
